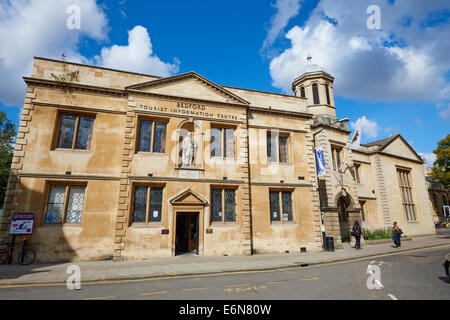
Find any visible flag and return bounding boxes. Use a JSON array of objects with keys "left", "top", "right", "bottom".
[
  {"left": 348, "top": 117, "right": 362, "bottom": 150},
  {"left": 316, "top": 147, "right": 326, "bottom": 175}
]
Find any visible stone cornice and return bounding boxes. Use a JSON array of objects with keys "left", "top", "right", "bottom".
[{"left": 249, "top": 106, "right": 313, "bottom": 119}]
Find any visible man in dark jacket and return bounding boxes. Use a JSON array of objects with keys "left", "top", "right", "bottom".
[{"left": 352, "top": 221, "right": 363, "bottom": 249}]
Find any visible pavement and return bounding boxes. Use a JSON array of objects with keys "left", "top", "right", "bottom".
[{"left": 1, "top": 229, "right": 449, "bottom": 286}]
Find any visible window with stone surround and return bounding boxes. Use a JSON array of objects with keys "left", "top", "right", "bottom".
[
  {"left": 137, "top": 118, "right": 168, "bottom": 153},
  {"left": 55, "top": 113, "right": 94, "bottom": 150},
  {"left": 325, "top": 84, "right": 331, "bottom": 105},
  {"left": 44, "top": 184, "right": 86, "bottom": 224},
  {"left": 131, "top": 186, "right": 163, "bottom": 224},
  {"left": 267, "top": 131, "right": 289, "bottom": 163},
  {"left": 269, "top": 190, "right": 293, "bottom": 223},
  {"left": 331, "top": 145, "right": 342, "bottom": 171},
  {"left": 354, "top": 163, "right": 361, "bottom": 183},
  {"left": 397, "top": 168, "right": 416, "bottom": 221},
  {"left": 210, "top": 125, "right": 235, "bottom": 158},
  {"left": 211, "top": 188, "right": 236, "bottom": 223},
  {"left": 312, "top": 83, "right": 320, "bottom": 104},
  {"left": 359, "top": 200, "right": 366, "bottom": 221}
]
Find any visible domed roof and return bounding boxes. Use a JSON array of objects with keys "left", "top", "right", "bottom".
[{"left": 299, "top": 55, "right": 329, "bottom": 75}]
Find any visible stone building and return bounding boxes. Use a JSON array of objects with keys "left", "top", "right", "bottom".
[{"left": 0, "top": 57, "right": 435, "bottom": 262}]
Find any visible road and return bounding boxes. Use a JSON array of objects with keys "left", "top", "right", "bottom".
[{"left": 0, "top": 245, "right": 448, "bottom": 300}]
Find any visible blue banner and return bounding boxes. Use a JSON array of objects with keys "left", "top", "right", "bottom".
[{"left": 316, "top": 148, "right": 326, "bottom": 175}]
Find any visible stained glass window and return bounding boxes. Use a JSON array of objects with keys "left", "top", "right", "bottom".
[
  {"left": 45, "top": 185, "right": 86, "bottom": 224},
  {"left": 75, "top": 117, "right": 94, "bottom": 150},
  {"left": 138, "top": 120, "right": 153, "bottom": 152},
  {"left": 269, "top": 191, "right": 280, "bottom": 222},
  {"left": 66, "top": 186, "right": 85, "bottom": 223},
  {"left": 149, "top": 187, "right": 163, "bottom": 222},
  {"left": 57, "top": 115, "right": 76, "bottom": 149},
  {"left": 133, "top": 186, "right": 147, "bottom": 223},
  {"left": 210, "top": 127, "right": 222, "bottom": 157},
  {"left": 281, "top": 191, "right": 293, "bottom": 222},
  {"left": 45, "top": 185, "right": 66, "bottom": 224},
  {"left": 211, "top": 188, "right": 222, "bottom": 222},
  {"left": 153, "top": 122, "right": 167, "bottom": 153},
  {"left": 132, "top": 186, "right": 164, "bottom": 224},
  {"left": 224, "top": 189, "right": 236, "bottom": 222}
]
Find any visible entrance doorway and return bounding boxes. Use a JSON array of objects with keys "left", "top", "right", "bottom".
[
  {"left": 338, "top": 197, "right": 350, "bottom": 243},
  {"left": 175, "top": 212, "right": 199, "bottom": 255}
]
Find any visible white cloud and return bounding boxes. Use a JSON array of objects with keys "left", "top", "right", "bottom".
[
  {"left": 437, "top": 103, "right": 450, "bottom": 120},
  {"left": 268, "top": 0, "right": 450, "bottom": 102},
  {"left": 351, "top": 116, "right": 379, "bottom": 140},
  {"left": 96, "top": 26, "right": 179, "bottom": 77},
  {"left": 0, "top": 0, "right": 108, "bottom": 106},
  {"left": 419, "top": 152, "right": 437, "bottom": 168},
  {"left": 261, "top": 0, "right": 303, "bottom": 54}
]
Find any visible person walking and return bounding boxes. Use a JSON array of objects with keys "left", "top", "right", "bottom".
[
  {"left": 352, "top": 220, "right": 363, "bottom": 250},
  {"left": 392, "top": 222, "right": 403, "bottom": 248}
]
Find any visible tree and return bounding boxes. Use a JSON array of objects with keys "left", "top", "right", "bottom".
[
  {"left": 430, "top": 134, "right": 450, "bottom": 188},
  {"left": 0, "top": 112, "right": 16, "bottom": 208}
]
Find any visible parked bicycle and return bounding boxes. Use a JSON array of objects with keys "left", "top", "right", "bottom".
[{"left": 0, "top": 236, "right": 36, "bottom": 265}]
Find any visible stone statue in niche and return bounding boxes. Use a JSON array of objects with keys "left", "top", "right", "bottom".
[{"left": 181, "top": 132, "right": 197, "bottom": 167}]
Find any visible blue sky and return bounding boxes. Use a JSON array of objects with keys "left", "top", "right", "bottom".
[{"left": 0, "top": 0, "right": 449, "bottom": 166}]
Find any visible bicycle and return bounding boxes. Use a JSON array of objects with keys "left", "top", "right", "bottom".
[{"left": 0, "top": 236, "right": 36, "bottom": 265}]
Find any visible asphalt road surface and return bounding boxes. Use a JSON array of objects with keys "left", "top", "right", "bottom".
[{"left": 0, "top": 245, "right": 448, "bottom": 300}]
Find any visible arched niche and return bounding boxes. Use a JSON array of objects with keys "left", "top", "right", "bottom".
[{"left": 176, "top": 119, "right": 203, "bottom": 168}]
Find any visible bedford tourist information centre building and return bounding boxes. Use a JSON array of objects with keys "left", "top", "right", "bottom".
[{"left": 0, "top": 57, "right": 436, "bottom": 262}]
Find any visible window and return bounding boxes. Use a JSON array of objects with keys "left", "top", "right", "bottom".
[
  {"left": 138, "top": 119, "right": 167, "bottom": 153},
  {"left": 56, "top": 114, "right": 94, "bottom": 150},
  {"left": 331, "top": 146, "right": 342, "bottom": 171},
  {"left": 132, "top": 186, "right": 163, "bottom": 223},
  {"left": 211, "top": 126, "right": 235, "bottom": 158},
  {"left": 354, "top": 163, "right": 361, "bottom": 183},
  {"left": 269, "top": 190, "right": 293, "bottom": 222},
  {"left": 211, "top": 188, "right": 236, "bottom": 223},
  {"left": 312, "top": 83, "right": 320, "bottom": 104},
  {"left": 397, "top": 169, "right": 416, "bottom": 221},
  {"left": 325, "top": 84, "right": 331, "bottom": 105},
  {"left": 44, "top": 184, "right": 86, "bottom": 224},
  {"left": 267, "top": 131, "right": 289, "bottom": 163},
  {"left": 359, "top": 200, "right": 366, "bottom": 221},
  {"left": 300, "top": 86, "right": 305, "bottom": 98}
]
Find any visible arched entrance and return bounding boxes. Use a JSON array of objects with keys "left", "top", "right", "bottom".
[{"left": 337, "top": 197, "right": 350, "bottom": 243}]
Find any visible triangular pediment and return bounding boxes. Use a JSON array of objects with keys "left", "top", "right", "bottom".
[
  {"left": 126, "top": 72, "right": 249, "bottom": 105},
  {"left": 169, "top": 188, "right": 208, "bottom": 206},
  {"left": 379, "top": 135, "right": 423, "bottom": 162}
]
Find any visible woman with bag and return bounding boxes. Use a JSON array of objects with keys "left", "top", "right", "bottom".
[
  {"left": 392, "top": 222, "right": 403, "bottom": 248},
  {"left": 352, "top": 220, "right": 363, "bottom": 250}
]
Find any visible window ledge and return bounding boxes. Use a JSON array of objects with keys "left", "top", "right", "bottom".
[
  {"left": 210, "top": 222, "right": 238, "bottom": 227},
  {"left": 135, "top": 152, "right": 168, "bottom": 156},
  {"left": 129, "top": 223, "right": 164, "bottom": 228},
  {"left": 271, "top": 221, "right": 297, "bottom": 226},
  {"left": 52, "top": 148, "right": 92, "bottom": 153},
  {"left": 41, "top": 223, "right": 82, "bottom": 228}
]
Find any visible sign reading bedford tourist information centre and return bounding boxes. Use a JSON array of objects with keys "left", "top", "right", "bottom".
[{"left": 136, "top": 102, "right": 240, "bottom": 121}]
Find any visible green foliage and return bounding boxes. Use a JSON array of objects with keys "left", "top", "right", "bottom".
[
  {"left": 0, "top": 111, "right": 16, "bottom": 208},
  {"left": 362, "top": 228, "right": 393, "bottom": 240},
  {"left": 430, "top": 134, "right": 450, "bottom": 188}
]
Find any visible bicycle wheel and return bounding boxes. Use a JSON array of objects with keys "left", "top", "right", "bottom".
[
  {"left": 18, "top": 248, "right": 36, "bottom": 265},
  {"left": 0, "top": 249, "right": 9, "bottom": 265}
]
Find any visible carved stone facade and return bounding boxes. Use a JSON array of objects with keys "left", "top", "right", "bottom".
[{"left": 0, "top": 57, "right": 435, "bottom": 262}]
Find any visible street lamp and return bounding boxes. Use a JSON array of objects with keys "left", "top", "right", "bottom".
[{"left": 313, "top": 117, "right": 349, "bottom": 251}]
